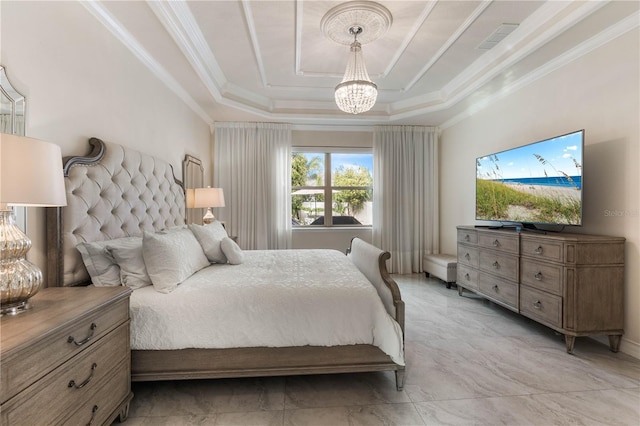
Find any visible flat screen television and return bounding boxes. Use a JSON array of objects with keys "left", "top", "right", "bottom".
[{"left": 476, "top": 129, "right": 584, "bottom": 229}]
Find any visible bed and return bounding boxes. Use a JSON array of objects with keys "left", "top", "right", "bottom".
[{"left": 45, "top": 138, "right": 406, "bottom": 400}]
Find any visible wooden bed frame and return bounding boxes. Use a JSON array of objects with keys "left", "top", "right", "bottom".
[{"left": 46, "top": 138, "right": 405, "bottom": 393}]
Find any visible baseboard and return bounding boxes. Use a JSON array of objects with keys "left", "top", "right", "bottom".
[{"left": 590, "top": 335, "right": 640, "bottom": 360}]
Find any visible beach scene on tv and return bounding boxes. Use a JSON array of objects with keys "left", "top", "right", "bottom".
[{"left": 476, "top": 131, "right": 583, "bottom": 226}]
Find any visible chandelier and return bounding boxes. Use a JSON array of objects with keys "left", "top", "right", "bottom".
[
  {"left": 334, "top": 27, "right": 377, "bottom": 114},
  {"left": 321, "top": 1, "right": 392, "bottom": 115}
]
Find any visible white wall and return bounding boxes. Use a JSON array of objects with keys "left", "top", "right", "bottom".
[
  {"left": 1, "top": 1, "right": 212, "bottom": 281},
  {"left": 439, "top": 29, "right": 639, "bottom": 357},
  {"left": 291, "top": 129, "right": 373, "bottom": 250}
]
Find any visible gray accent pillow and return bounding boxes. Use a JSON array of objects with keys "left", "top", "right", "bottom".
[
  {"left": 143, "top": 228, "right": 209, "bottom": 293},
  {"left": 76, "top": 236, "right": 140, "bottom": 287},
  {"left": 188, "top": 221, "right": 228, "bottom": 263},
  {"left": 106, "top": 238, "right": 152, "bottom": 290},
  {"left": 221, "top": 237, "right": 244, "bottom": 265}
]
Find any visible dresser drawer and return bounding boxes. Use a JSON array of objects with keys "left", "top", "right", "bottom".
[
  {"left": 521, "top": 237, "right": 564, "bottom": 263},
  {"left": 479, "top": 250, "right": 519, "bottom": 281},
  {"left": 521, "top": 260, "right": 563, "bottom": 296},
  {"left": 478, "top": 232, "right": 519, "bottom": 253},
  {"left": 1, "top": 297, "right": 129, "bottom": 401},
  {"left": 520, "top": 286, "right": 562, "bottom": 328},
  {"left": 3, "top": 323, "right": 129, "bottom": 426},
  {"left": 457, "top": 264, "right": 479, "bottom": 290},
  {"left": 457, "top": 245, "right": 479, "bottom": 268},
  {"left": 457, "top": 228, "right": 477, "bottom": 245},
  {"left": 478, "top": 273, "right": 518, "bottom": 310}
]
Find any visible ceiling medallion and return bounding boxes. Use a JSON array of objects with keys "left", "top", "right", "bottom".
[{"left": 322, "top": 1, "right": 392, "bottom": 115}]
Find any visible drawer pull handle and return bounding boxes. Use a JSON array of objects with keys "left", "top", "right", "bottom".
[
  {"left": 493, "top": 239, "right": 500, "bottom": 247},
  {"left": 465, "top": 273, "right": 470, "bottom": 280},
  {"left": 68, "top": 323, "right": 97, "bottom": 346},
  {"left": 464, "top": 234, "right": 470, "bottom": 242},
  {"left": 534, "top": 246, "right": 544, "bottom": 255},
  {"left": 465, "top": 253, "right": 471, "bottom": 261},
  {"left": 492, "top": 285, "right": 499, "bottom": 292},
  {"left": 68, "top": 363, "right": 97, "bottom": 389},
  {"left": 87, "top": 405, "right": 98, "bottom": 426},
  {"left": 492, "top": 261, "right": 500, "bottom": 269},
  {"left": 533, "top": 300, "right": 542, "bottom": 309},
  {"left": 535, "top": 272, "right": 543, "bottom": 281}
]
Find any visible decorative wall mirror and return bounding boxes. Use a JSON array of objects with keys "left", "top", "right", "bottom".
[
  {"left": 1, "top": 65, "right": 27, "bottom": 231},
  {"left": 183, "top": 154, "right": 204, "bottom": 225}
]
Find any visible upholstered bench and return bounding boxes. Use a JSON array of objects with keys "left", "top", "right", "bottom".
[{"left": 424, "top": 254, "right": 457, "bottom": 289}]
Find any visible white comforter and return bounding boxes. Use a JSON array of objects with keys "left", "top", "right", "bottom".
[{"left": 129, "top": 249, "right": 404, "bottom": 365}]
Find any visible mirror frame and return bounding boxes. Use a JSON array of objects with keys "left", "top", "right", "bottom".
[{"left": 183, "top": 154, "right": 204, "bottom": 225}]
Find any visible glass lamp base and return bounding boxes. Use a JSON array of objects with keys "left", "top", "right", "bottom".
[
  {"left": 0, "top": 300, "right": 32, "bottom": 316},
  {"left": 202, "top": 208, "right": 216, "bottom": 224}
]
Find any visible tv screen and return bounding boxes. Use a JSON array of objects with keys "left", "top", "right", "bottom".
[{"left": 476, "top": 130, "right": 584, "bottom": 227}]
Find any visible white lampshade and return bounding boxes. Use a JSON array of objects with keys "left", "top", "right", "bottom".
[
  {"left": 0, "top": 133, "right": 67, "bottom": 207},
  {"left": 185, "top": 188, "right": 196, "bottom": 209},
  {"left": 193, "top": 187, "right": 225, "bottom": 208}
]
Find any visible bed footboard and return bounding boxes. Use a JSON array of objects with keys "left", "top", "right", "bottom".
[{"left": 346, "top": 238, "right": 405, "bottom": 334}]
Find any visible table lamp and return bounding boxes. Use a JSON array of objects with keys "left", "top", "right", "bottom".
[
  {"left": 1, "top": 133, "right": 67, "bottom": 315},
  {"left": 192, "top": 187, "right": 225, "bottom": 224}
]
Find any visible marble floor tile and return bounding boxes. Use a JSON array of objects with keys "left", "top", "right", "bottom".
[{"left": 122, "top": 274, "right": 640, "bottom": 425}]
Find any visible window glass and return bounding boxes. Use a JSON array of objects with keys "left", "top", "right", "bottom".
[{"left": 291, "top": 151, "right": 372, "bottom": 227}]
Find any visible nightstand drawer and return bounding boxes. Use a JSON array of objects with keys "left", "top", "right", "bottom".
[
  {"left": 2, "top": 323, "right": 129, "bottom": 426},
  {"left": 478, "top": 273, "right": 518, "bottom": 310},
  {"left": 457, "top": 245, "right": 479, "bottom": 268},
  {"left": 1, "top": 297, "right": 129, "bottom": 400},
  {"left": 457, "top": 264, "right": 479, "bottom": 290},
  {"left": 479, "top": 250, "right": 519, "bottom": 281},
  {"left": 457, "top": 229, "right": 477, "bottom": 245},
  {"left": 521, "top": 260, "right": 562, "bottom": 296},
  {"left": 520, "top": 286, "right": 562, "bottom": 328}
]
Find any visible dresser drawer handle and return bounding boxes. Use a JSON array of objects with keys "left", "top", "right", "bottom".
[
  {"left": 68, "top": 323, "right": 97, "bottom": 346},
  {"left": 534, "top": 245, "right": 544, "bottom": 255},
  {"left": 465, "top": 273, "right": 470, "bottom": 280},
  {"left": 492, "top": 285, "right": 499, "bottom": 292},
  {"left": 535, "top": 272, "right": 543, "bottom": 281},
  {"left": 492, "top": 261, "right": 500, "bottom": 269},
  {"left": 533, "top": 300, "right": 542, "bottom": 309},
  {"left": 492, "top": 239, "right": 500, "bottom": 247},
  {"left": 87, "top": 405, "right": 99, "bottom": 426},
  {"left": 464, "top": 234, "right": 470, "bottom": 242},
  {"left": 68, "top": 363, "right": 97, "bottom": 389},
  {"left": 465, "top": 253, "right": 471, "bottom": 261}
]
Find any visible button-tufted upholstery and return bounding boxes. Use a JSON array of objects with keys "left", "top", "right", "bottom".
[{"left": 62, "top": 141, "right": 185, "bottom": 286}]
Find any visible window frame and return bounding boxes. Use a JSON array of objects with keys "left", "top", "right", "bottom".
[{"left": 291, "top": 147, "right": 373, "bottom": 228}]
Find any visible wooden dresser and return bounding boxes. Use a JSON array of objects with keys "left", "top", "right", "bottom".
[
  {"left": 456, "top": 226, "right": 625, "bottom": 353},
  {"left": 1, "top": 287, "right": 133, "bottom": 426}
]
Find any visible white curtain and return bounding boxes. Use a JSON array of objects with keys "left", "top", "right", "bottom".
[
  {"left": 213, "top": 122, "right": 292, "bottom": 250},
  {"left": 373, "top": 126, "right": 439, "bottom": 274}
]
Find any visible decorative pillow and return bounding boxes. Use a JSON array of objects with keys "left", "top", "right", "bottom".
[
  {"left": 188, "top": 222, "right": 228, "bottom": 263},
  {"left": 106, "top": 238, "right": 151, "bottom": 290},
  {"left": 221, "top": 237, "right": 244, "bottom": 265},
  {"left": 76, "top": 236, "right": 140, "bottom": 287},
  {"left": 142, "top": 228, "right": 209, "bottom": 293}
]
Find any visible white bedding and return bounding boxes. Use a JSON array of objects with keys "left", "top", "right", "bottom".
[{"left": 129, "top": 249, "right": 404, "bottom": 365}]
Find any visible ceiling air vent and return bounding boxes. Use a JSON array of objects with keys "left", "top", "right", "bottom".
[{"left": 477, "top": 23, "right": 519, "bottom": 50}]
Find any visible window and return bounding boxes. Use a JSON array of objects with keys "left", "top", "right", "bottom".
[{"left": 291, "top": 149, "right": 373, "bottom": 227}]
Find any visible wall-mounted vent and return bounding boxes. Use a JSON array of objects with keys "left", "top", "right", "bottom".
[{"left": 477, "top": 23, "right": 519, "bottom": 50}]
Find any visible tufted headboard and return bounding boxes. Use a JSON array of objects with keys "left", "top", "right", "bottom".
[{"left": 46, "top": 138, "right": 186, "bottom": 287}]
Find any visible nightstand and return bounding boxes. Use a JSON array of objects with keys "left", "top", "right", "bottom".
[{"left": 1, "top": 286, "right": 133, "bottom": 425}]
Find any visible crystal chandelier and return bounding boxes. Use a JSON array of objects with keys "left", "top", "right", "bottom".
[{"left": 335, "top": 27, "right": 377, "bottom": 114}]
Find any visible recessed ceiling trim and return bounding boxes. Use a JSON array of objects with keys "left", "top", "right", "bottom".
[
  {"left": 80, "top": 1, "right": 211, "bottom": 123},
  {"left": 241, "top": 0, "right": 269, "bottom": 88},
  {"left": 404, "top": 0, "right": 493, "bottom": 91}
]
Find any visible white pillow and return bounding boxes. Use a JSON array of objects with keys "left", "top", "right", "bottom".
[
  {"left": 188, "top": 222, "right": 228, "bottom": 263},
  {"left": 76, "top": 236, "right": 140, "bottom": 287},
  {"left": 143, "top": 228, "right": 209, "bottom": 293},
  {"left": 221, "top": 237, "right": 244, "bottom": 265},
  {"left": 106, "top": 238, "right": 151, "bottom": 290}
]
